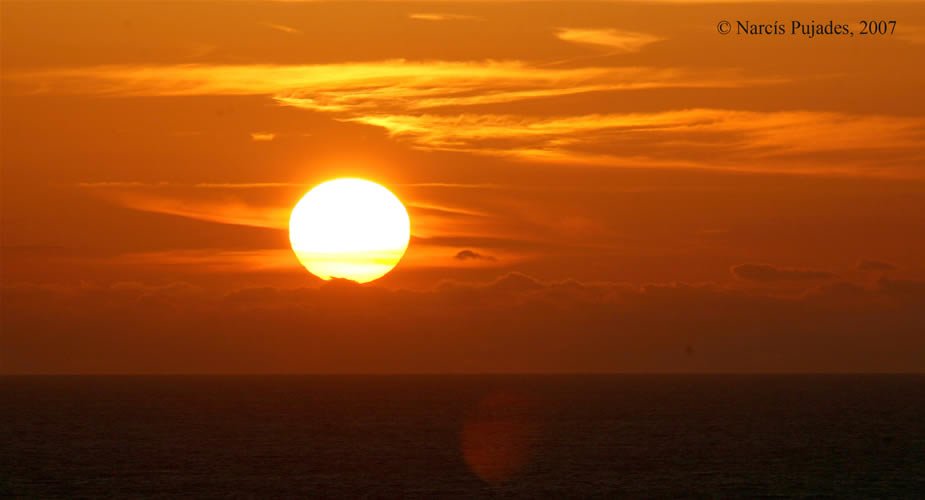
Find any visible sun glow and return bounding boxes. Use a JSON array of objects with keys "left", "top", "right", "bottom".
[{"left": 289, "top": 178, "right": 410, "bottom": 283}]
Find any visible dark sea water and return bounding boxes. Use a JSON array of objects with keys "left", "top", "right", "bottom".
[{"left": 2, "top": 375, "right": 923, "bottom": 498}]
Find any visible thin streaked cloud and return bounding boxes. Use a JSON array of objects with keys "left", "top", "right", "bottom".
[
  {"left": 119, "top": 249, "right": 299, "bottom": 272},
  {"left": 349, "top": 109, "right": 925, "bottom": 176},
  {"left": 74, "top": 181, "right": 553, "bottom": 264},
  {"left": 12, "top": 61, "right": 923, "bottom": 176},
  {"left": 100, "top": 191, "right": 291, "bottom": 230},
  {"left": 191, "top": 182, "right": 298, "bottom": 189},
  {"left": 79, "top": 184, "right": 505, "bottom": 240},
  {"left": 408, "top": 13, "right": 479, "bottom": 21},
  {"left": 76, "top": 181, "right": 170, "bottom": 188},
  {"left": 116, "top": 243, "right": 516, "bottom": 274},
  {"left": 260, "top": 22, "right": 302, "bottom": 34},
  {"left": 556, "top": 28, "right": 663, "bottom": 52},
  {"left": 250, "top": 132, "right": 276, "bottom": 141},
  {"left": 76, "top": 181, "right": 721, "bottom": 193},
  {"left": 8, "top": 62, "right": 768, "bottom": 110},
  {"left": 77, "top": 181, "right": 303, "bottom": 189}
]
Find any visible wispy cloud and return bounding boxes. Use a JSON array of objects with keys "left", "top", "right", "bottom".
[
  {"left": 77, "top": 181, "right": 302, "bottom": 189},
  {"left": 79, "top": 184, "right": 501, "bottom": 239},
  {"left": 13, "top": 61, "right": 923, "bottom": 176},
  {"left": 100, "top": 191, "right": 291, "bottom": 229},
  {"left": 261, "top": 22, "right": 302, "bottom": 35},
  {"left": 76, "top": 181, "right": 706, "bottom": 194},
  {"left": 74, "top": 182, "right": 552, "bottom": 265},
  {"left": 273, "top": 66, "right": 759, "bottom": 112},
  {"left": 857, "top": 259, "right": 896, "bottom": 272},
  {"left": 250, "top": 132, "right": 276, "bottom": 141},
  {"left": 348, "top": 109, "right": 925, "bottom": 176},
  {"left": 455, "top": 249, "right": 497, "bottom": 262},
  {"left": 731, "top": 263, "right": 835, "bottom": 282},
  {"left": 9, "top": 62, "right": 765, "bottom": 110},
  {"left": 556, "top": 28, "right": 662, "bottom": 52},
  {"left": 409, "top": 13, "right": 478, "bottom": 22},
  {"left": 120, "top": 249, "right": 299, "bottom": 272}
]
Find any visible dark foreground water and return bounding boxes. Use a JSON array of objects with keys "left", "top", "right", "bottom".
[{"left": 2, "top": 375, "right": 923, "bottom": 498}]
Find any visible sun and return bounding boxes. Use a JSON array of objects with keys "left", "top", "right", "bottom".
[{"left": 289, "top": 178, "right": 411, "bottom": 283}]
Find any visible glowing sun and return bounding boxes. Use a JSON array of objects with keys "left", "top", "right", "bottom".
[{"left": 289, "top": 178, "right": 410, "bottom": 283}]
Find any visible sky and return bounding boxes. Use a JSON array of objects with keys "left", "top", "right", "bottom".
[{"left": 2, "top": 1, "right": 924, "bottom": 373}]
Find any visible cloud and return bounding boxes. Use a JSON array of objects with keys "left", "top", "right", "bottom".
[
  {"left": 72, "top": 184, "right": 541, "bottom": 267},
  {"left": 3, "top": 274, "right": 924, "bottom": 374},
  {"left": 117, "top": 249, "right": 301, "bottom": 273},
  {"left": 250, "top": 132, "right": 276, "bottom": 141},
  {"left": 455, "top": 249, "right": 497, "bottom": 261},
  {"left": 97, "top": 190, "right": 290, "bottom": 229},
  {"left": 731, "top": 263, "right": 835, "bottom": 282},
  {"left": 556, "top": 28, "right": 662, "bottom": 52},
  {"left": 878, "top": 277, "right": 925, "bottom": 305},
  {"left": 77, "top": 181, "right": 301, "bottom": 189},
  {"left": 8, "top": 62, "right": 769, "bottom": 115},
  {"left": 79, "top": 184, "right": 499, "bottom": 237},
  {"left": 348, "top": 109, "right": 925, "bottom": 176},
  {"left": 275, "top": 66, "right": 760, "bottom": 113},
  {"left": 857, "top": 259, "right": 896, "bottom": 272},
  {"left": 409, "top": 13, "right": 478, "bottom": 21},
  {"left": 12, "top": 62, "right": 924, "bottom": 176},
  {"left": 261, "top": 22, "right": 302, "bottom": 35}
]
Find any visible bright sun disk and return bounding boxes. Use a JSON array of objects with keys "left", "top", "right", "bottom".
[{"left": 289, "top": 178, "right": 410, "bottom": 283}]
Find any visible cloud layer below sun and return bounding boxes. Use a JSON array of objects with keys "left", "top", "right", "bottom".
[{"left": 4, "top": 273, "right": 924, "bottom": 373}]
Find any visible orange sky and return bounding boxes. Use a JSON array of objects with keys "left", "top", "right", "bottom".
[{"left": 2, "top": 1, "right": 924, "bottom": 373}]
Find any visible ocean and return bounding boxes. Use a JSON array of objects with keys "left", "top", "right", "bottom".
[{"left": 2, "top": 375, "right": 923, "bottom": 497}]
